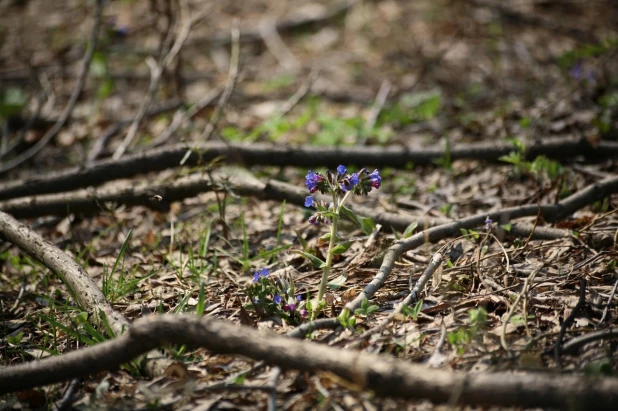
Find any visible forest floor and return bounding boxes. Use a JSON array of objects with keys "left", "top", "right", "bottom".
[{"left": 1, "top": 0, "right": 618, "bottom": 409}]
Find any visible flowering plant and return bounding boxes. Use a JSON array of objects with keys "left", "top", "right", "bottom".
[
  {"left": 302, "top": 165, "right": 381, "bottom": 318},
  {"left": 245, "top": 268, "right": 308, "bottom": 324}
]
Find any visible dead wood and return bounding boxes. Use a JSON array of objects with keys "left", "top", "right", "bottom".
[
  {"left": 0, "top": 211, "right": 175, "bottom": 377},
  {"left": 1, "top": 168, "right": 607, "bottom": 249},
  {"left": 1, "top": 315, "right": 618, "bottom": 409},
  {"left": 287, "top": 173, "right": 618, "bottom": 337},
  {"left": 0, "top": 138, "right": 615, "bottom": 201},
  {"left": 0, "top": 0, "right": 104, "bottom": 175}
]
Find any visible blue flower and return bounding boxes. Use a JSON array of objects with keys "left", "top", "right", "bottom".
[
  {"left": 341, "top": 172, "right": 359, "bottom": 192},
  {"left": 337, "top": 165, "right": 347, "bottom": 175},
  {"left": 304, "top": 196, "right": 315, "bottom": 208},
  {"left": 296, "top": 295, "right": 303, "bottom": 302},
  {"left": 252, "top": 268, "right": 270, "bottom": 282},
  {"left": 305, "top": 170, "right": 322, "bottom": 194},
  {"left": 273, "top": 295, "right": 282, "bottom": 304},
  {"left": 368, "top": 169, "right": 381, "bottom": 189},
  {"left": 485, "top": 216, "right": 493, "bottom": 231}
]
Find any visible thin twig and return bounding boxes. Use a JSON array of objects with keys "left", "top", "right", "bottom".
[
  {"left": 112, "top": 0, "right": 194, "bottom": 159},
  {"left": 599, "top": 277, "right": 618, "bottom": 325},
  {"left": 358, "top": 79, "right": 391, "bottom": 146},
  {"left": 0, "top": 0, "right": 104, "bottom": 174},
  {"left": 260, "top": 16, "right": 300, "bottom": 72},
  {"left": 277, "top": 70, "right": 319, "bottom": 117},
  {"left": 146, "top": 85, "right": 223, "bottom": 148},
  {"left": 554, "top": 278, "right": 587, "bottom": 368}
]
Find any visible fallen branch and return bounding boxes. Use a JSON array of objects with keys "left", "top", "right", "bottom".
[
  {"left": 1, "top": 138, "right": 616, "bottom": 201},
  {"left": 1, "top": 315, "right": 617, "bottom": 409},
  {"left": 2, "top": 168, "right": 603, "bottom": 248},
  {"left": 288, "top": 173, "right": 618, "bottom": 337},
  {"left": 0, "top": 211, "right": 175, "bottom": 377}
]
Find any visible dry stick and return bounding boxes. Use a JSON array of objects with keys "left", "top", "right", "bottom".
[
  {"left": 500, "top": 265, "right": 542, "bottom": 355},
  {"left": 260, "top": 16, "right": 300, "bottom": 72},
  {"left": 2, "top": 137, "right": 616, "bottom": 201},
  {"left": 187, "top": 0, "right": 356, "bottom": 47},
  {"left": 0, "top": 211, "right": 176, "bottom": 377},
  {"left": 112, "top": 0, "right": 193, "bottom": 159},
  {"left": 0, "top": 168, "right": 593, "bottom": 248},
  {"left": 179, "top": 25, "right": 240, "bottom": 166},
  {"left": 561, "top": 328, "right": 618, "bottom": 355},
  {"left": 1, "top": 315, "right": 618, "bottom": 409},
  {"left": 0, "top": 0, "right": 104, "bottom": 174},
  {"left": 348, "top": 252, "right": 442, "bottom": 346},
  {"left": 145, "top": 85, "right": 223, "bottom": 149},
  {"left": 277, "top": 70, "right": 319, "bottom": 118},
  {"left": 0, "top": 88, "right": 47, "bottom": 159},
  {"left": 0, "top": 211, "right": 128, "bottom": 336},
  {"left": 554, "top": 278, "right": 587, "bottom": 368},
  {"left": 288, "top": 175, "right": 618, "bottom": 337},
  {"left": 599, "top": 277, "right": 618, "bottom": 325},
  {"left": 87, "top": 99, "right": 183, "bottom": 165},
  {"left": 357, "top": 79, "right": 391, "bottom": 146}
]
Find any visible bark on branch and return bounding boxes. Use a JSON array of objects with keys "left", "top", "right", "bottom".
[
  {"left": 0, "top": 138, "right": 615, "bottom": 201},
  {"left": 1, "top": 315, "right": 617, "bottom": 410}
]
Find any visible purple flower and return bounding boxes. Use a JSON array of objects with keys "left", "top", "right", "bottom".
[
  {"left": 296, "top": 295, "right": 303, "bottom": 302},
  {"left": 304, "top": 196, "right": 315, "bottom": 208},
  {"left": 273, "top": 295, "right": 282, "bottom": 304},
  {"left": 368, "top": 170, "right": 381, "bottom": 189},
  {"left": 308, "top": 215, "right": 318, "bottom": 225},
  {"left": 305, "top": 170, "right": 322, "bottom": 194},
  {"left": 337, "top": 165, "right": 347, "bottom": 175},
  {"left": 283, "top": 303, "right": 297, "bottom": 312},
  {"left": 341, "top": 172, "right": 359, "bottom": 192},
  {"left": 300, "top": 309, "right": 308, "bottom": 317},
  {"left": 485, "top": 216, "right": 493, "bottom": 231},
  {"left": 252, "top": 268, "right": 270, "bottom": 282}
]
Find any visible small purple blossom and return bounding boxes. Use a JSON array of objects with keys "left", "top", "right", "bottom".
[
  {"left": 296, "top": 295, "right": 303, "bottom": 302},
  {"left": 283, "top": 303, "right": 297, "bottom": 312},
  {"left": 304, "top": 196, "right": 315, "bottom": 208},
  {"left": 273, "top": 295, "right": 282, "bottom": 304},
  {"left": 337, "top": 165, "right": 347, "bottom": 175},
  {"left": 300, "top": 309, "right": 308, "bottom": 317},
  {"left": 485, "top": 216, "right": 493, "bottom": 231},
  {"left": 308, "top": 215, "right": 318, "bottom": 225},
  {"left": 252, "top": 267, "right": 270, "bottom": 282},
  {"left": 305, "top": 170, "right": 322, "bottom": 194},
  {"left": 368, "top": 169, "right": 381, "bottom": 189},
  {"left": 341, "top": 172, "right": 359, "bottom": 192}
]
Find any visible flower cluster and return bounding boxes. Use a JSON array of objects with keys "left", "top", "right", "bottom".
[
  {"left": 484, "top": 216, "right": 493, "bottom": 231},
  {"left": 304, "top": 165, "right": 382, "bottom": 225},
  {"left": 247, "top": 268, "right": 308, "bottom": 322}
]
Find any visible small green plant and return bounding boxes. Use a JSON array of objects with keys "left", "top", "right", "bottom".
[
  {"left": 402, "top": 299, "right": 424, "bottom": 321},
  {"left": 499, "top": 139, "right": 564, "bottom": 183},
  {"left": 354, "top": 298, "right": 379, "bottom": 318},
  {"left": 447, "top": 307, "right": 488, "bottom": 355},
  {"left": 244, "top": 268, "right": 307, "bottom": 324}
]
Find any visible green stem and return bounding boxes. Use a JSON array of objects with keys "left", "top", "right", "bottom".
[{"left": 313, "top": 190, "right": 353, "bottom": 319}]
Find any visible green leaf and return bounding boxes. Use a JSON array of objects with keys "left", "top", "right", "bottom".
[
  {"left": 360, "top": 217, "right": 376, "bottom": 235},
  {"left": 295, "top": 250, "right": 326, "bottom": 268},
  {"left": 403, "top": 222, "right": 418, "bottom": 238},
  {"left": 327, "top": 272, "right": 348, "bottom": 290},
  {"left": 294, "top": 229, "right": 309, "bottom": 251},
  {"left": 500, "top": 223, "right": 512, "bottom": 232},
  {"left": 331, "top": 240, "right": 354, "bottom": 255}
]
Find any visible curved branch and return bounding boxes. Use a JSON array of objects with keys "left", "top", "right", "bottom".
[
  {"left": 0, "top": 138, "right": 616, "bottom": 201},
  {"left": 1, "top": 315, "right": 618, "bottom": 410}
]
